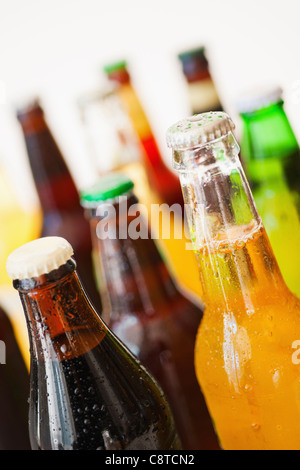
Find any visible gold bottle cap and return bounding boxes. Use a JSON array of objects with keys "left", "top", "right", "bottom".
[
  {"left": 166, "top": 111, "right": 235, "bottom": 151},
  {"left": 6, "top": 237, "right": 74, "bottom": 280}
]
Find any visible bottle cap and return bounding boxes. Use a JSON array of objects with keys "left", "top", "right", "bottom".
[
  {"left": 178, "top": 46, "right": 206, "bottom": 62},
  {"left": 103, "top": 60, "right": 128, "bottom": 75},
  {"left": 6, "top": 237, "right": 74, "bottom": 280},
  {"left": 178, "top": 47, "right": 208, "bottom": 77},
  {"left": 235, "top": 85, "right": 283, "bottom": 114},
  {"left": 166, "top": 111, "right": 235, "bottom": 151},
  {"left": 80, "top": 172, "right": 134, "bottom": 208}
]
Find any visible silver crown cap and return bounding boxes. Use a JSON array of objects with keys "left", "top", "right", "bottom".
[
  {"left": 166, "top": 112, "right": 235, "bottom": 151},
  {"left": 235, "top": 85, "right": 283, "bottom": 114}
]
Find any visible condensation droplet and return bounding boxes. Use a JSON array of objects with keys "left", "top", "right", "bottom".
[{"left": 251, "top": 423, "right": 261, "bottom": 431}]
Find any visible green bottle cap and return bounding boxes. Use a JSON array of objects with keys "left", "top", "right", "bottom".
[
  {"left": 80, "top": 173, "right": 134, "bottom": 208},
  {"left": 103, "top": 60, "right": 128, "bottom": 75}
]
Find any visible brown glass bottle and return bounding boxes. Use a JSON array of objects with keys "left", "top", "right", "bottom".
[
  {"left": 6, "top": 237, "right": 181, "bottom": 451},
  {"left": 16, "top": 100, "right": 101, "bottom": 312},
  {"left": 178, "top": 47, "right": 224, "bottom": 115},
  {"left": 0, "top": 305, "right": 30, "bottom": 450},
  {"left": 80, "top": 174, "right": 220, "bottom": 450},
  {"left": 103, "top": 61, "right": 184, "bottom": 209}
]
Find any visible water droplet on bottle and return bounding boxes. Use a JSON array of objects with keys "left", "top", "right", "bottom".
[{"left": 251, "top": 423, "right": 260, "bottom": 431}]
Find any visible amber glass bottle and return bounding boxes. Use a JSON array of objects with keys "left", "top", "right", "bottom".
[
  {"left": 16, "top": 100, "right": 101, "bottom": 312},
  {"left": 6, "top": 236, "right": 181, "bottom": 451},
  {"left": 80, "top": 173, "right": 220, "bottom": 450},
  {"left": 0, "top": 305, "right": 30, "bottom": 449}
]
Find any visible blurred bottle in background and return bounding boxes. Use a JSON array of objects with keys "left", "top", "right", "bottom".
[
  {"left": 0, "top": 164, "right": 40, "bottom": 286},
  {"left": 178, "top": 46, "right": 224, "bottom": 115},
  {"left": 78, "top": 67, "right": 203, "bottom": 300},
  {"left": 80, "top": 173, "right": 220, "bottom": 450},
  {"left": 16, "top": 100, "right": 102, "bottom": 313},
  {"left": 0, "top": 304, "right": 30, "bottom": 450},
  {"left": 103, "top": 60, "right": 183, "bottom": 208},
  {"left": 236, "top": 86, "right": 300, "bottom": 298},
  {"left": 0, "top": 147, "right": 41, "bottom": 366},
  {"left": 78, "top": 85, "right": 157, "bottom": 208}
]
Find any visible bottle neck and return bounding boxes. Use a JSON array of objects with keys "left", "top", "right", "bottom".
[
  {"left": 14, "top": 260, "right": 106, "bottom": 362},
  {"left": 175, "top": 133, "right": 289, "bottom": 311},
  {"left": 87, "top": 195, "right": 179, "bottom": 321},
  {"left": 17, "top": 107, "right": 79, "bottom": 213},
  {"left": 107, "top": 75, "right": 183, "bottom": 207},
  {"left": 182, "top": 66, "right": 223, "bottom": 115},
  {"left": 240, "top": 101, "right": 299, "bottom": 182},
  {"left": 106, "top": 67, "right": 130, "bottom": 85}
]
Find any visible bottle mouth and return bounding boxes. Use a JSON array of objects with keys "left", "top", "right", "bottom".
[
  {"left": 80, "top": 173, "right": 135, "bottom": 211},
  {"left": 16, "top": 97, "right": 43, "bottom": 120},
  {"left": 235, "top": 85, "right": 283, "bottom": 114}
]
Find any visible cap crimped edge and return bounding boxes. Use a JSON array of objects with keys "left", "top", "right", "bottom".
[
  {"left": 6, "top": 236, "right": 74, "bottom": 280},
  {"left": 166, "top": 112, "right": 235, "bottom": 150}
]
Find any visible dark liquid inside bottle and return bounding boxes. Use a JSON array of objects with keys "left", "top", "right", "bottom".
[
  {"left": 106, "top": 239, "right": 219, "bottom": 450},
  {"left": 86, "top": 195, "right": 220, "bottom": 450},
  {"left": 15, "top": 259, "right": 181, "bottom": 451},
  {"left": 29, "top": 328, "right": 180, "bottom": 450}
]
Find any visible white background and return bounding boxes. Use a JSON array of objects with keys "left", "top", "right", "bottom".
[{"left": 0, "top": 0, "right": 300, "bottom": 209}]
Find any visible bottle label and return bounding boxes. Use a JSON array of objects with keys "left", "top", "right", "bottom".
[{"left": 188, "top": 78, "right": 222, "bottom": 114}]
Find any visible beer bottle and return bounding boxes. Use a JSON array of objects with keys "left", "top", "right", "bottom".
[
  {"left": 80, "top": 173, "right": 220, "bottom": 450},
  {"left": 166, "top": 111, "right": 300, "bottom": 450},
  {"left": 178, "top": 47, "right": 223, "bottom": 115},
  {"left": 0, "top": 305, "right": 30, "bottom": 449},
  {"left": 16, "top": 100, "right": 101, "bottom": 312},
  {"left": 103, "top": 60, "right": 183, "bottom": 208},
  {"left": 6, "top": 236, "right": 181, "bottom": 451},
  {"left": 79, "top": 68, "right": 203, "bottom": 302},
  {"left": 236, "top": 86, "right": 300, "bottom": 298}
]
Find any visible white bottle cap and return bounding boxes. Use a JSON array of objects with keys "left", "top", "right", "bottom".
[
  {"left": 6, "top": 237, "right": 74, "bottom": 280},
  {"left": 235, "top": 85, "right": 283, "bottom": 114}
]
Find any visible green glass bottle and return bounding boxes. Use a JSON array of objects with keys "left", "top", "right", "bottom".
[{"left": 236, "top": 86, "right": 300, "bottom": 298}]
